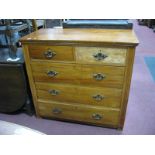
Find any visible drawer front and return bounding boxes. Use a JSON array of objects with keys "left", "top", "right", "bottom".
[
  {"left": 76, "top": 47, "right": 127, "bottom": 65},
  {"left": 31, "top": 61, "right": 79, "bottom": 84},
  {"left": 31, "top": 62, "right": 124, "bottom": 88},
  {"left": 36, "top": 82, "right": 122, "bottom": 108},
  {"left": 38, "top": 101, "right": 120, "bottom": 126},
  {"left": 80, "top": 65, "right": 125, "bottom": 88},
  {"left": 29, "top": 45, "right": 74, "bottom": 61}
]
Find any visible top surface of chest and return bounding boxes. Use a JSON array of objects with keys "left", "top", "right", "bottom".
[{"left": 20, "top": 28, "right": 139, "bottom": 46}]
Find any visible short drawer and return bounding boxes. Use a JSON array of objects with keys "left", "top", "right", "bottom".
[
  {"left": 29, "top": 45, "right": 74, "bottom": 61},
  {"left": 38, "top": 100, "right": 120, "bottom": 126},
  {"left": 35, "top": 82, "right": 122, "bottom": 108},
  {"left": 75, "top": 47, "right": 127, "bottom": 66}
]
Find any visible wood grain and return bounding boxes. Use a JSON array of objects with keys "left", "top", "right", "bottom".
[
  {"left": 75, "top": 47, "right": 127, "bottom": 66},
  {"left": 20, "top": 28, "right": 139, "bottom": 46},
  {"left": 38, "top": 100, "right": 120, "bottom": 126},
  {"left": 118, "top": 47, "right": 136, "bottom": 129},
  {"left": 35, "top": 82, "right": 122, "bottom": 108},
  {"left": 29, "top": 45, "right": 74, "bottom": 61},
  {"left": 31, "top": 61, "right": 79, "bottom": 84},
  {"left": 31, "top": 61, "right": 125, "bottom": 88},
  {"left": 80, "top": 64, "right": 125, "bottom": 88}
]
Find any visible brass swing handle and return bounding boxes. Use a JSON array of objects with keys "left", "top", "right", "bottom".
[
  {"left": 92, "top": 94, "right": 104, "bottom": 101},
  {"left": 49, "top": 89, "right": 60, "bottom": 96},
  {"left": 93, "top": 52, "right": 108, "bottom": 61},
  {"left": 47, "top": 70, "right": 58, "bottom": 77},
  {"left": 44, "top": 49, "right": 56, "bottom": 59},
  {"left": 92, "top": 114, "right": 103, "bottom": 120},
  {"left": 93, "top": 73, "right": 106, "bottom": 81},
  {"left": 52, "top": 108, "right": 62, "bottom": 114}
]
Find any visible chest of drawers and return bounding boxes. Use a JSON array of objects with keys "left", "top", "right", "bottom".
[{"left": 20, "top": 28, "right": 138, "bottom": 129}]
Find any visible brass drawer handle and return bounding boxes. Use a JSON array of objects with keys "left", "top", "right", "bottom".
[
  {"left": 92, "top": 94, "right": 104, "bottom": 101},
  {"left": 93, "top": 73, "right": 105, "bottom": 81},
  {"left": 49, "top": 89, "right": 60, "bottom": 95},
  {"left": 92, "top": 114, "right": 102, "bottom": 120},
  {"left": 52, "top": 108, "right": 62, "bottom": 114},
  {"left": 93, "top": 52, "right": 107, "bottom": 61},
  {"left": 47, "top": 70, "right": 58, "bottom": 77},
  {"left": 44, "top": 49, "right": 56, "bottom": 59}
]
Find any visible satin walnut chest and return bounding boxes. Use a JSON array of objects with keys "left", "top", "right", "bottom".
[{"left": 21, "top": 28, "right": 138, "bottom": 129}]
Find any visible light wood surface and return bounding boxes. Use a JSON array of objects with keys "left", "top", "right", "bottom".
[
  {"left": 21, "top": 28, "right": 139, "bottom": 129},
  {"left": 75, "top": 47, "right": 127, "bottom": 65},
  {"left": 119, "top": 47, "right": 136, "bottom": 128},
  {"left": 31, "top": 61, "right": 125, "bottom": 88},
  {"left": 29, "top": 45, "right": 74, "bottom": 61},
  {"left": 38, "top": 100, "right": 120, "bottom": 126},
  {"left": 80, "top": 64, "right": 125, "bottom": 88},
  {"left": 31, "top": 61, "right": 79, "bottom": 84},
  {"left": 20, "top": 28, "right": 139, "bottom": 46},
  {"left": 35, "top": 82, "right": 122, "bottom": 108}
]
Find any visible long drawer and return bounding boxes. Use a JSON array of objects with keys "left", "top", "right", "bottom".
[
  {"left": 35, "top": 82, "right": 122, "bottom": 108},
  {"left": 29, "top": 45, "right": 74, "bottom": 61},
  {"left": 75, "top": 47, "right": 127, "bottom": 66},
  {"left": 38, "top": 100, "right": 120, "bottom": 126},
  {"left": 31, "top": 61, "right": 125, "bottom": 88}
]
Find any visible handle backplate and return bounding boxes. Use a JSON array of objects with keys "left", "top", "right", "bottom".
[
  {"left": 93, "top": 73, "right": 105, "bottom": 81},
  {"left": 92, "top": 94, "right": 104, "bottom": 101},
  {"left": 92, "top": 114, "right": 103, "bottom": 120},
  {"left": 52, "top": 108, "right": 62, "bottom": 114},
  {"left": 44, "top": 49, "right": 56, "bottom": 59},
  {"left": 93, "top": 51, "right": 107, "bottom": 61},
  {"left": 49, "top": 89, "right": 60, "bottom": 96},
  {"left": 47, "top": 70, "right": 58, "bottom": 77}
]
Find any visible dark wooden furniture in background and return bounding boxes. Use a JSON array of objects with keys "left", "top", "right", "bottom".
[
  {"left": 0, "top": 48, "right": 34, "bottom": 115},
  {"left": 32, "top": 19, "right": 46, "bottom": 31},
  {"left": 138, "top": 19, "right": 155, "bottom": 32},
  {"left": 0, "top": 19, "right": 45, "bottom": 115}
]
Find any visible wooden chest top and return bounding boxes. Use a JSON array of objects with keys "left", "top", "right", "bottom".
[{"left": 20, "top": 28, "right": 139, "bottom": 46}]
